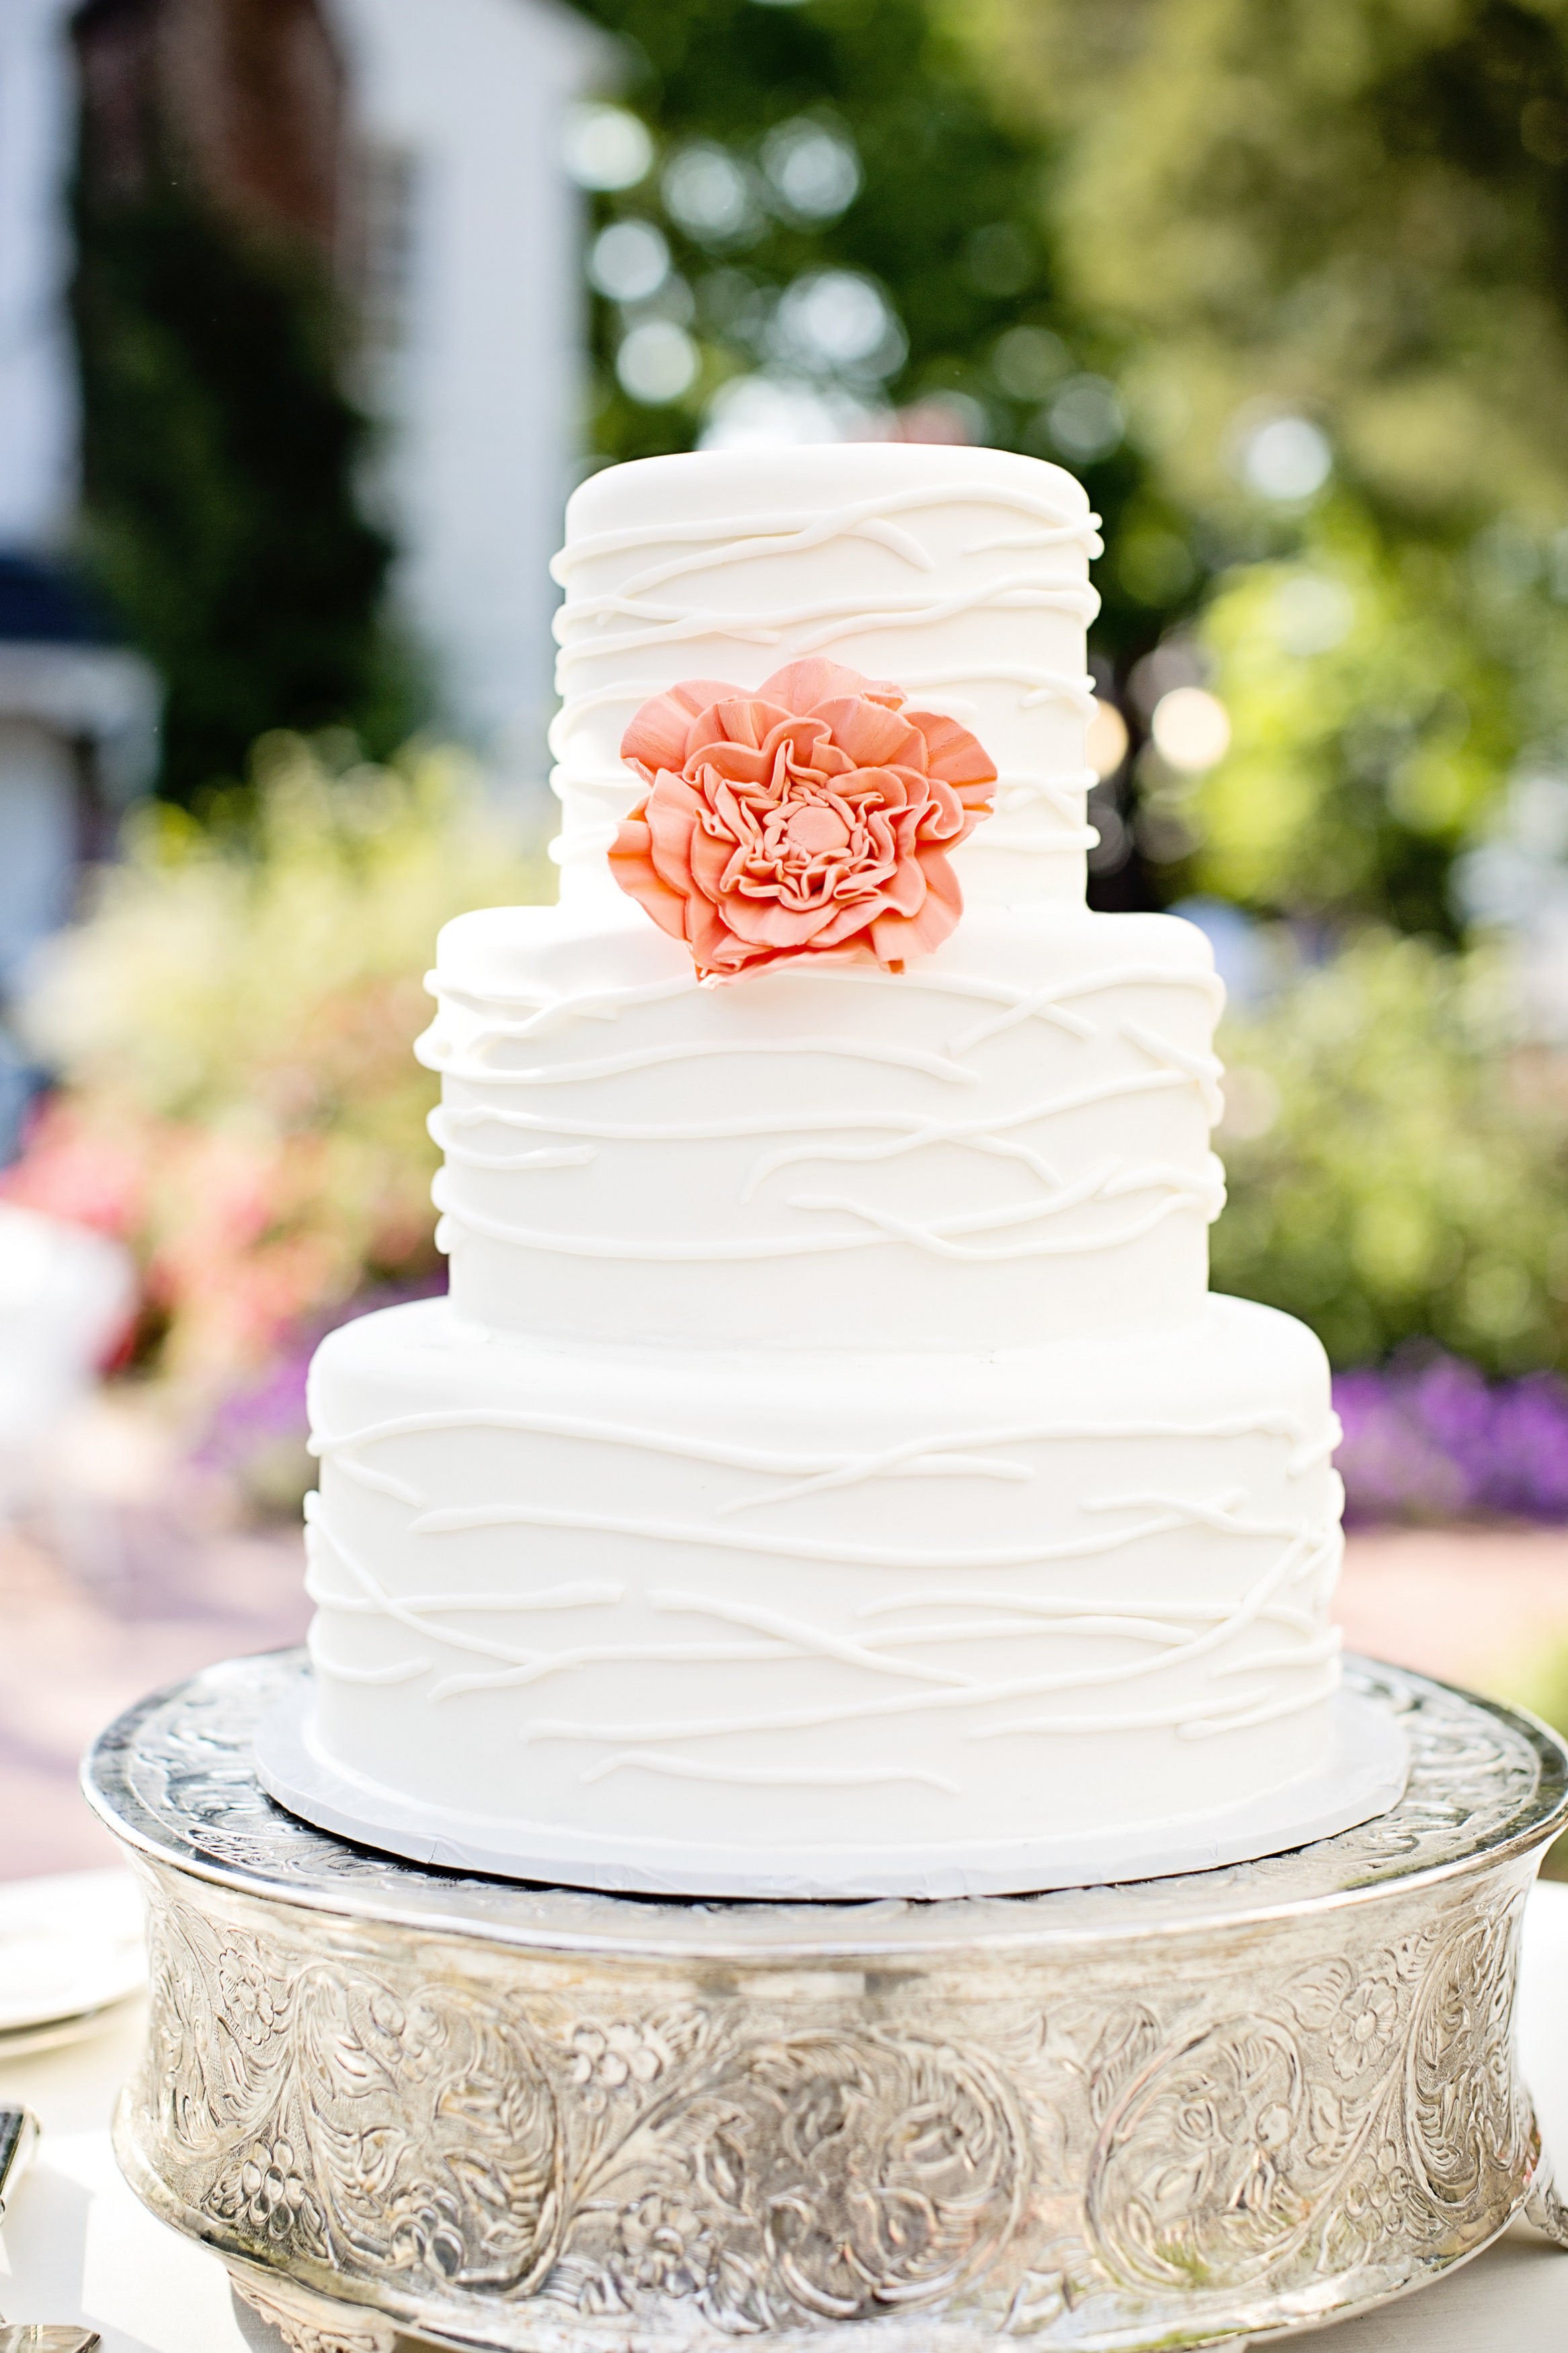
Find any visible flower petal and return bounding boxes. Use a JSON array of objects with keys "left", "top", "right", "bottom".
[
  {"left": 758, "top": 659, "right": 904, "bottom": 715},
  {"left": 757, "top": 714, "right": 838, "bottom": 776},
  {"left": 643, "top": 776, "right": 702, "bottom": 897},
  {"left": 696, "top": 742, "right": 775, "bottom": 788},
  {"left": 686, "top": 891, "right": 739, "bottom": 970},
  {"left": 696, "top": 696, "right": 796, "bottom": 756},
  {"left": 915, "top": 776, "right": 968, "bottom": 842},
  {"left": 866, "top": 847, "right": 964, "bottom": 964},
  {"left": 691, "top": 817, "right": 739, "bottom": 903},
  {"left": 607, "top": 813, "right": 690, "bottom": 947},
  {"left": 816, "top": 697, "right": 925, "bottom": 772},
  {"left": 912, "top": 842, "right": 964, "bottom": 930},
  {"left": 810, "top": 898, "right": 890, "bottom": 951},
  {"left": 840, "top": 762, "right": 919, "bottom": 813},
  {"left": 877, "top": 840, "right": 927, "bottom": 916},
  {"left": 621, "top": 682, "right": 739, "bottom": 776},
  {"left": 904, "top": 709, "right": 997, "bottom": 812}
]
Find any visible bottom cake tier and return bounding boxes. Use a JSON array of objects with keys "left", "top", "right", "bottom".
[{"left": 274, "top": 1293, "right": 1406, "bottom": 1895}]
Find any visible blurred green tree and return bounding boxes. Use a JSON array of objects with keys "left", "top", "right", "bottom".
[
  {"left": 569, "top": 0, "right": 1198, "bottom": 675},
  {"left": 69, "top": 0, "right": 405, "bottom": 805},
  {"left": 72, "top": 191, "right": 403, "bottom": 805},
  {"left": 962, "top": 0, "right": 1568, "bottom": 933},
  {"left": 964, "top": 0, "right": 1568, "bottom": 533},
  {"left": 1151, "top": 508, "right": 1521, "bottom": 932},
  {"left": 1212, "top": 931, "right": 1568, "bottom": 1373}
]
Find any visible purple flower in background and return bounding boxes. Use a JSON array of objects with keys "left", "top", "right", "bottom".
[
  {"left": 197, "top": 1275, "right": 444, "bottom": 1503},
  {"left": 1333, "top": 1353, "right": 1568, "bottom": 1524}
]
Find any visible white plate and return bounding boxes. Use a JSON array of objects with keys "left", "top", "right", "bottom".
[
  {"left": 0, "top": 2001, "right": 136, "bottom": 2059},
  {"left": 0, "top": 1867, "right": 145, "bottom": 2033}
]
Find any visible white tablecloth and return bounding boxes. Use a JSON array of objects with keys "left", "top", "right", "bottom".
[{"left": 3, "top": 1880, "right": 1568, "bottom": 2350}]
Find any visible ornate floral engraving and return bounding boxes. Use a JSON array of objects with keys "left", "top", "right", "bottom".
[
  {"left": 229, "top": 2267, "right": 396, "bottom": 2353},
  {"left": 128, "top": 1870, "right": 1549, "bottom": 2349},
  {"left": 559, "top": 2024, "right": 1029, "bottom": 2327},
  {"left": 1079, "top": 1895, "right": 1532, "bottom": 2300}
]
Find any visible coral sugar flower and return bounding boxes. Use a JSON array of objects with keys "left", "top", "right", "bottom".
[{"left": 609, "top": 658, "right": 997, "bottom": 980}]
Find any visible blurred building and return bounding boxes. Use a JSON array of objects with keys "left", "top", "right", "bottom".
[
  {"left": 1, "top": 0, "right": 606, "bottom": 809},
  {"left": 0, "top": 2, "right": 160, "bottom": 1148},
  {"left": 330, "top": 0, "right": 610, "bottom": 791},
  {"left": 72, "top": 0, "right": 347, "bottom": 241},
  {"left": 1, "top": 1, "right": 81, "bottom": 553}
]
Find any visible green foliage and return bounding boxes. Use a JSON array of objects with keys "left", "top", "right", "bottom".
[
  {"left": 958, "top": 0, "right": 1568, "bottom": 935},
  {"left": 1213, "top": 932, "right": 1568, "bottom": 1373},
  {"left": 572, "top": 0, "right": 1196, "bottom": 666},
  {"left": 71, "top": 173, "right": 406, "bottom": 803},
  {"left": 963, "top": 0, "right": 1568, "bottom": 534},
  {"left": 5, "top": 736, "right": 548, "bottom": 1386},
  {"left": 1163, "top": 509, "right": 1519, "bottom": 931}
]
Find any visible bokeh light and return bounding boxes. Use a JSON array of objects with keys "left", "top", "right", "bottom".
[
  {"left": 1151, "top": 685, "right": 1232, "bottom": 772},
  {"left": 563, "top": 104, "right": 653, "bottom": 193}
]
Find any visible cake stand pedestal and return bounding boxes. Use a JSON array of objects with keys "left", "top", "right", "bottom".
[{"left": 85, "top": 1650, "right": 1568, "bottom": 2353}]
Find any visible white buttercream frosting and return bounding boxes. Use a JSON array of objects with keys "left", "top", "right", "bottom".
[
  {"left": 421, "top": 898, "right": 1224, "bottom": 1350},
  {"left": 295, "top": 444, "right": 1352, "bottom": 1894},
  {"left": 304, "top": 1294, "right": 1343, "bottom": 1865}
]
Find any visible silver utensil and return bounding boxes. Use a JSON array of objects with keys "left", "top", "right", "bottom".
[
  {"left": 0, "top": 2109, "right": 100, "bottom": 2352},
  {"left": 0, "top": 2110, "right": 38, "bottom": 2221},
  {"left": 0, "top": 2333, "right": 104, "bottom": 2350}
]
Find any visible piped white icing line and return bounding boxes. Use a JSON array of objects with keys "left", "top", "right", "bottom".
[
  {"left": 548, "top": 485, "right": 1102, "bottom": 580},
  {"left": 429, "top": 1033, "right": 982, "bottom": 1089},
  {"left": 398, "top": 1482, "right": 1305, "bottom": 1564},
  {"left": 306, "top": 1525, "right": 1339, "bottom": 1747},
  {"left": 419, "top": 959, "right": 1227, "bottom": 1055},
  {"left": 505, "top": 1529, "right": 1339, "bottom": 1746},
  {"left": 554, "top": 577, "right": 1100, "bottom": 660},
  {"left": 428, "top": 1158, "right": 1223, "bottom": 1266},
  {"left": 311, "top": 1404, "right": 1339, "bottom": 1486},
  {"left": 431, "top": 1072, "right": 1186, "bottom": 1196}
]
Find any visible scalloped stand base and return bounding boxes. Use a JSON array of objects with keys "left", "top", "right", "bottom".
[
  {"left": 253, "top": 1677, "right": 1410, "bottom": 1898},
  {"left": 88, "top": 1652, "right": 1568, "bottom": 2353}
]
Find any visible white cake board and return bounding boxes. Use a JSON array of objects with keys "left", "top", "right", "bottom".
[{"left": 254, "top": 1677, "right": 1409, "bottom": 1899}]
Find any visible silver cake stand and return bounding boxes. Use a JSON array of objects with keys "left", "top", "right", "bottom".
[{"left": 85, "top": 1649, "right": 1568, "bottom": 2353}]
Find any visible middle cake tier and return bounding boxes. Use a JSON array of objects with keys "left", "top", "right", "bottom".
[
  {"left": 420, "top": 897, "right": 1226, "bottom": 1352},
  {"left": 294, "top": 1291, "right": 1355, "bottom": 1895}
]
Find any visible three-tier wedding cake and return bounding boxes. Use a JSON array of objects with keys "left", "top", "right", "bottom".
[{"left": 259, "top": 442, "right": 1406, "bottom": 1897}]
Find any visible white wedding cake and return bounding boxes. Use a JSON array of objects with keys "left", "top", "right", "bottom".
[{"left": 261, "top": 443, "right": 1405, "bottom": 1897}]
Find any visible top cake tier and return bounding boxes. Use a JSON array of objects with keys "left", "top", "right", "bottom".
[{"left": 549, "top": 443, "right": 1102, "bottom": 908}]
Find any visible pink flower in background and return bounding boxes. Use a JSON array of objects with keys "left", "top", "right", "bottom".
[
  {"left": 610, "top": 658, "right": 997, "bottom": 980},
  {"left": 2, "top": 1098, "right": 150, "bottom": 1238}
]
